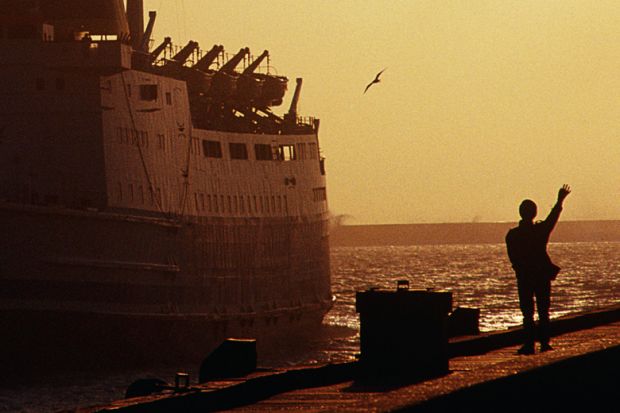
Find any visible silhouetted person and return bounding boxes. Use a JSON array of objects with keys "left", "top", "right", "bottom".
[{"left": 505, "top": 185, "right": 571, "bottom": 355}]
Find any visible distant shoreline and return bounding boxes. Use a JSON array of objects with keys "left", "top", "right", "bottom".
[{"left": 330, "top": 220, "right": 620, "bottom": 247}]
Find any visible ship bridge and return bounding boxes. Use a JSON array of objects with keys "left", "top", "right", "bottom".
[{"left": 0, "top": 0, "right": 129, "bottom": 42}]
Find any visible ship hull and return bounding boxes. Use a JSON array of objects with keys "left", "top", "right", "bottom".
[
  {"left": 0, "top": 202, "right": 332, "bottom": 376},
  {"left": 1, "top": 303, "right": 328, "bottom": 377},
  {"left": 0, "top": 3, "right": 333, "bottom": 380}
]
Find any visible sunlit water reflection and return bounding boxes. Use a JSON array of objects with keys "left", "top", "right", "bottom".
[
  {"left": 2, "top": 242, "right": 618, "bottom": 412},
  {"left": 321, "top": 241, "right": 620, "bottom": 363}
]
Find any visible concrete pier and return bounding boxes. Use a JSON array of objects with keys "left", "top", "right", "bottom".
[
  {"left": 83, "top": 305, "right": 620, "bottom": 412},
  {"left": 230, "top": 322, "right": 618, "bottom": 412}
]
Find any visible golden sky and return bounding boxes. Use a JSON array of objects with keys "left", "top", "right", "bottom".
[{"left": 146, "top": 0, "right": 620, "bottom": 224}]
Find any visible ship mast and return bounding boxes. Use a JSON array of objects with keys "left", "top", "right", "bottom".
[{"left": 127, "top": 0, "right": 144, "bottom": 50}]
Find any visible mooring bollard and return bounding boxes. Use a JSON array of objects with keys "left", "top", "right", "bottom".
[
  {"left": 356, "top": 280, "right": 452, "bottom": 378},
  {"left": 199, "top": 338, "right": 257, "bottom": 383},
  {"left": 175, "top": 372, "right": 189, "bottom": 391}
]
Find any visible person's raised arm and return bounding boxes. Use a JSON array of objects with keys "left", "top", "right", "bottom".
[
  {"left": 557, "top": 184, "right": 571, "bottom": 205},
  {"left": 543, "top": 184, "right": 571, "bottom": 232}
]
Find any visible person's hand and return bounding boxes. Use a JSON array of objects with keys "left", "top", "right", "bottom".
[{"left": 558, "top": 184, "right": 571, "bottom": 202}]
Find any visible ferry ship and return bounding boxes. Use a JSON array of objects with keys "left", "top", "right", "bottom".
[{"left": 0, "top": 0, "right": 332, "bottom": 373}]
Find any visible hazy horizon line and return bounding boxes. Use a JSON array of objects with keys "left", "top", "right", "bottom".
[{"left": 333, "top": 219, "right": 620, "bottom": 227}]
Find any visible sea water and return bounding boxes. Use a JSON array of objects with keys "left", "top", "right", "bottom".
[
  {"left": 2, "top": 241, "right": 618, "bottom": 412},
  {"left": 317, "top": 241, "right": 620, "bottom": 363}
]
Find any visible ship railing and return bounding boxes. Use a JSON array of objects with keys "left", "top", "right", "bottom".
[{"left": 295, "top": 116, "right": 317, "bottom": 129}]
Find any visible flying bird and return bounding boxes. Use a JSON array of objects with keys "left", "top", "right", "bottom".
[{"left": 364, "top": 68, "right": 387, "bottom": 94}]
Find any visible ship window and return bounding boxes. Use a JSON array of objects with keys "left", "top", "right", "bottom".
[
  {"left": 166, "top": 92, "right": 172, "bottom": 105},
  {"left": 157, "top": 134, "right": 166, "bottom": 150},
  {"left": 91, "top": 34, "right": 118, "bottom": 42},
  {"left": 308, "top": 142, "right": 318, "bottom": 159},
  {"left": 228, "top": 196, "right": 232, "bottom": 213},
  {"left": 220, "top": 195, "right": 225, "bottom": 212},
  {"left": 123, "top": 128, "right": 131, "bottom": 144},
  {"left": 247, "top": 196, "right": 252, "bottom": 214},
  {"left": 36, "top": 78, "right": 45, "bottom": 91},
  {"left": 128, "top": 128, "right": 134, "bottom": 144},
  {"left": 229, "top": 143, "right": 248, "bottom": 160},
  {"left": 128, "top": 184, "right": 134, "bottom": 202},
  {"left": 138, "top": 186, "right": 144, "bottom": 203},
  {"left": 139, "top": 84, "right": 158, "bottom": 101},
  {"left": 297, "top": 143, "right": 306, "bottom": 160},
  {"left": 213, "top": 195, "right": 219, "bottom": 213},
  {"left": 254, "top": 144, "right": 272, "bottom": 161},
  {"left": 313, "top": 187, "right": 327, "bottom": 202},
  {"left": 277, "top": 145, "right": 297, "bottom": 161},
  {"left": 139, "top": 131, "right": 149, "bottom": 148},
  {"left": 239, "top": 196, "right": 245, "bottom": 213},
  {"left": 207, "top": 195, "right": 212, "bottom": 212},
  {"left": 203, "top": 140, "right": 223, "bottom": 158}
]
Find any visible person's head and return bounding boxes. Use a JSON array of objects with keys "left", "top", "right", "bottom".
[{"left": 519, "top": 199, "right": 537, "bottom": 221}]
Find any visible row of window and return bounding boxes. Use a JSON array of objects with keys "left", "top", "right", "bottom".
[
  {"left": 200, "top": 140, "right": 319, "bottom": 162},
  {"left": 117, "top": 127, "right": 149, "bottom": 147},
  {"left": 117, "top": 182, "right": 160, "bottom": 205},
  {"left": 195, "top": 193, "right": 289, "bottom": 216},
  {"left": 313, "top": 187, "right": 327, "bottom": 202},
  {"left": 116, "top": 182, "right": 326, "bottom": 213},
  {"left": 115, "top": 128, "right": 319, "bottom": 161},
  {"left": 126, "top": 83, "right": 172, "bottom": 104},
  {"left": 117, "top": 127, "right": 177, "bottom": 152},
  {"left": 101, "top": 79, "right": 173, "bottom": 104}
]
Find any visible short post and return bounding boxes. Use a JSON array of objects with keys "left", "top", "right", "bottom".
[
  {"left": 356, "top": 280, "right": 452, "bottom": 379},
  {"left": 174, "top": 372, "right": 189, "bottom": 390}
]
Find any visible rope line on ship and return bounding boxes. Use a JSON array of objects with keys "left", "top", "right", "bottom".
[
  {"left": 119, "top": 71, "right": 168, "bottom": 217},
  {"left": 120, "top": 71, "right": 194, "bottom": 222},
  {"left": 177, "top": 118, "right": 194, "bottom": 219}
]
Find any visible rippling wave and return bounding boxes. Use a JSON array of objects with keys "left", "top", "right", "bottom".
[
  {"left": 327, "top": 242, "right": 620, "bottom": 331},
  {"left": 4, "top": 242, "right": 618, "bottom": 412},
  {"left": 317, "top": 241, "right": 620, "bottom": 363}
]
